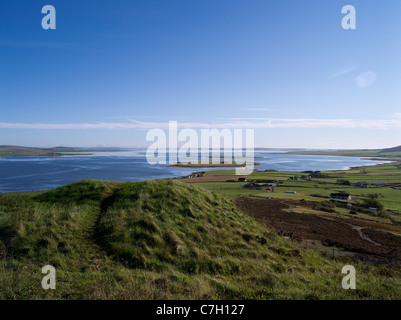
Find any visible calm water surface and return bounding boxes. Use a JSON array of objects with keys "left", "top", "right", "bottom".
[{"left": 0, "top": 149, "right": 392, "bottom": 193}]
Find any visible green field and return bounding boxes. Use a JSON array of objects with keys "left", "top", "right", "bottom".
[{"left": 195, "top": 162, "right": 401, "bottom": 223}]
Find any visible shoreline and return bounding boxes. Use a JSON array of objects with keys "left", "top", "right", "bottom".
[
  {"left": 2, "top": 157, "right": 400, "bottom": 195},
  {"left": 166, "top": 162, "right": 261, "bottom": 168},
  {"left": 0, "top": 151, "right": 123, "bottom": 157}
]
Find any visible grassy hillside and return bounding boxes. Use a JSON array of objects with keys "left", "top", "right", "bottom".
[{"left": 0, "top": 180, "right": 400, "bottom": 299}]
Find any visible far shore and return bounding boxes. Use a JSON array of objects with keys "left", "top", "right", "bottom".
[
  {"left": 0, "top": 145, "right": 125, "bottom": 157},
  {"left": 167, "top": 162, "right": 261, "bottom": 168}
]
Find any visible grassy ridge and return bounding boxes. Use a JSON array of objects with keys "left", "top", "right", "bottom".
[
  {"left": 97, "top": 181, "right": 273, "bottom": 274},
  {"left": 0, "top": 180, "right": 400, "bottom": 299}
]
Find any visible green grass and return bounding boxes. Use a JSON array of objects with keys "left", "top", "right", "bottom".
[
  {"left": 194, "top": 162, "right": 401, "bottom": 224},
  {"left": 191, "top": 182, "right": 268, "bottom": 199},
  {"left": 1, "top": 179, "right": 400, "bottom": 299}
]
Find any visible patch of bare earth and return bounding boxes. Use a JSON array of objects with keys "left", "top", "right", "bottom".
[{"left": 235, "top": 196, "right": 401, "bottom": 264}]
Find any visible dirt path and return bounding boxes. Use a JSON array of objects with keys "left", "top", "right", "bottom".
[
  {"left": 350, "top": 225, "right": 382, "bottom": 246},
  {"left": 72, "top": 205, "right": 115, "bottom": 272}
]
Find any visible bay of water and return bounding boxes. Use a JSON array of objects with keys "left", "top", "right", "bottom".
[{"left": 0, "top": 149, "right": 392, "bottom": 193}]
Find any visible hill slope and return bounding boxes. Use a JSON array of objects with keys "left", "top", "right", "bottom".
[
  {"left": 0, "top": 145, "right": 117, "bottom": 156},
  {"left": 0, "top": 180, "right": 400, "bottom": 299},
  {"left": 381, "top": 145, "right": 401, "bottom": 153}
]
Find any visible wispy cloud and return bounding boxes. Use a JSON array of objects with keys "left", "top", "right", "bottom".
[
  {"left": 218, "top": 118, "right": 401, "bottom": 130},
  {"left": 1, "top": 117, "right": 401, "bottom": 130},
  {"left": 356, "top": 71, "right": 377, "bottom": 88},
  {"left": 329, "top": 65, "right": 358, "bottom": 79}
]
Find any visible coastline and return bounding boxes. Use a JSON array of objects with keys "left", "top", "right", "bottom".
[
  {"left": 166, "top": 162, "right": 261, "bottom": 168},
  {"left": 2, "top": 157, "right": 400, "bottom": 195}
]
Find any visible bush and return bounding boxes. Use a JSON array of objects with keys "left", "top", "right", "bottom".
[
  {"left": 314, "top": 201, "right": 336, "bottom": 213},
  {"left": 302, "top": 171, "right": 328, "bottom": 178},
  {"left": 337, "top": 179, "right": 351, "bottom": 186},
  {"left": 377, "top": 211, "right": 390, "bottom": 218},
  {"left": 362, "top": 198, "right": 384, "bottom": 211}
]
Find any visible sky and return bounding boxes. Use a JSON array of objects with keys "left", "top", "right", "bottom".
[{"left": 0, "top": 0, "right": 400, "bottom": 149}]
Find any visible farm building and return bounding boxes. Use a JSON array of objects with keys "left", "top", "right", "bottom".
[
  {"left": 330, "top": 193, "right": 352, "bottom": 201},
  {"left": 187, "top": 172, "right": 205, "bottom": 179}
]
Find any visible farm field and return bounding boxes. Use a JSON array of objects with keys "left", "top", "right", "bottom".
[
  {"left": 183, "top": 161, "right": 401, "bottom": 264},
  {"left": 187, "top": 162, "right": 401, "bottom": 214}
]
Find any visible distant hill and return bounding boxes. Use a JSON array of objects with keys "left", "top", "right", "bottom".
[
  {"left": 380, "top": 145, "right": 401, "bottom": 153},
  {"left": 0, "top": 145, "right": 122, "bottom": 156}
]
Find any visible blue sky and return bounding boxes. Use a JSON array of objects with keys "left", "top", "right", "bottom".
[{"left": 0, "top": 0, "right": 400, "bottom": 148}]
